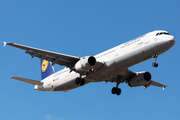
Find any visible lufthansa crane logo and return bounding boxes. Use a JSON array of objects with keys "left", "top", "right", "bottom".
[{"left": 41, "top": 60, "right": 48, "bottom": 72}]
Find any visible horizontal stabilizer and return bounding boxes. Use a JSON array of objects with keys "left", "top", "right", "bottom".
[{"left": 10, "top": 76, "right": 43, "bottom": 85}]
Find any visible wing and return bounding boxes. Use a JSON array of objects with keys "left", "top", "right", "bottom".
[
  {"left": 5, "top": 42, "right": 80, "bottom": 68},
  {"left": 11, "top": 76, "right": 43, "bottom": 85},
  {"left": 149, "top": 80, "right": 167, "bottom": 89},
  {"left": 106, "top": 69, "right": 167, "bottom": 89},
  {"left": 105, "top": 69, "right": 136, "bottom": 83}
]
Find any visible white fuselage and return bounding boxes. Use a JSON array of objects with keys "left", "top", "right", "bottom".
[{"left": 34, "top": 30, "right": 175, "bottom": 92}]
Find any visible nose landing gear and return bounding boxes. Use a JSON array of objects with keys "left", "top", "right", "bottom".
[{"left": 152, "top": 54, "right": 158, "bottom": 68}]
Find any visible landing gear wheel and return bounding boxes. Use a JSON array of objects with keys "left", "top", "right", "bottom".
[
  {"left": 111, "top": 87, "right": 117, "bottom": 94},
  {"left": 155, "top": 63, "right": 158, "bottom": 67},
  {"left": 152, "top": 62, "right": 158, "bottom": 68},
  {"left": 75, "top": 77, "right": 80, "bottom": 84},
  {"left": 111, "top": 87, "right": 121, "bottom": 96},
  {"left": 80, "top": 79, "right": 85, "bottom": 86},
  {"left": 116, "top": 88, "right": 121, "bottom": 95}
]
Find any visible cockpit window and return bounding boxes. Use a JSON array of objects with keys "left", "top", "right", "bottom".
[{"left": 156, "top": 32, "right": 170, "bottom": 36}]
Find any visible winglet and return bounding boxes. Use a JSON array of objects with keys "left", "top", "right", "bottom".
[
  {"left": 163, "top": 85, "right": 167, "bottom": 90},
  {"left": 3, "top": 41, "right": 7, "bottom": 47}
]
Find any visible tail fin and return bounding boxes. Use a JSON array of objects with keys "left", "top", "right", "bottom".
[{"left": 41, "top": 59, "right": 55, "bottom": 80}]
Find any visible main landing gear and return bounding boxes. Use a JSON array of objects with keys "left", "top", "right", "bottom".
[
  {"left": 112, "top": 87, "right": 121, "bottom": 95},
  {"left": 111, "top": 76, "right": 122, "bottom": 96},
  {"left": 75, "top": 77, "right": 85, "bottom": 86},
  {"left": 152, "top": 54, "right": 158, "bottom": 68}
]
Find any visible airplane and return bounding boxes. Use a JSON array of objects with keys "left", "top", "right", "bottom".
[{"left": 4, "top": 30, "right": 176, "bottom": 96}]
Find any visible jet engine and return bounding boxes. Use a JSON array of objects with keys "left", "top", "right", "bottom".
[
  {"left": 128, "top": 71, "right": 151, "bottom": 87},
  {"left": 74, "top": 56, "right": 96, "bottom": 71}
]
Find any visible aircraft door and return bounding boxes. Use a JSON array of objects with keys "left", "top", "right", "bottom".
[{"left": 144, "top": 35, "right": 150, "bottom": 44}]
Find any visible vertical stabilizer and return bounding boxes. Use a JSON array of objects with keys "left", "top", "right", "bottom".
[{"left": 41, "top": 59, "right": 55, "bottom": 80}]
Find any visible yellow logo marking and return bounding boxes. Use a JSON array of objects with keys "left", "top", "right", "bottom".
[{"left": 41, "top": 60, "right": 48, "bottom": 72}]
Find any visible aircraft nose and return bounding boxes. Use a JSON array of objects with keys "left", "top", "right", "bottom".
[
  {"left": 163, "top": 35, "right": 176, "bottom": 44},
  {"left": 163, "top": 35, "right": 176, "bottom": 48},
  {"left": 168, "top": 35, "right": 176, "bottom": 45}
]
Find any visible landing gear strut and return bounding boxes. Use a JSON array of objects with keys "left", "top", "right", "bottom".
[
  {"left": 75, "top": 77, "right": 85, "bottom": 86},
  {"left": 152, "top": 54, "right": 158, "bottom": 68}
]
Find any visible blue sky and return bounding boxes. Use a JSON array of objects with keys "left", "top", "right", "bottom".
[{"left": 1, "top": 0, "right": 180, "bottom": 120}]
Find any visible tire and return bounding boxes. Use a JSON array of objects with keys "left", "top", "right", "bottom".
[
  {"left": 80, "top": 79, "right": 85, "bottom": 86},
  {"left": 111, "top": 87, "right": 117, "bottom": 94},
  {"left": 155, "top": 63, "right": 158, "bottom": 68},
  {"left": 116, "top": 88, "right": 121, "bottom": 96},
  {"left": 75, "top": 77, "right": 80, "bottom": 84}
]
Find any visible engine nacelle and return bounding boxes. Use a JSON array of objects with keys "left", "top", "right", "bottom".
[
  {"left": 128, "top": 71, "right": 151, "bottom": 87},
  {"left": 74, "top": 56, "right": 96, "bottom": 71}
]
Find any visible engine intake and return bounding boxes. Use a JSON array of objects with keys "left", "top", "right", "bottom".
[
  {"left": 88, "top": 56, "right": 96, "bottom": 66},
  {"left": 128, "top": 71, "right": 151, "bottom": 87},
  {"left": 74, "top": 56, "right": 96, "bottom": 71}
]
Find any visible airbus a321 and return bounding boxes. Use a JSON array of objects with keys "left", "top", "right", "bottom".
[{"left": 4, "top": 30, "right": 176, "bottom": 96}]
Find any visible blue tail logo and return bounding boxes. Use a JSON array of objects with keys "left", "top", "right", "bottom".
[{"left": 41, "top": 59, "right": 55, "bottom": 80}]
